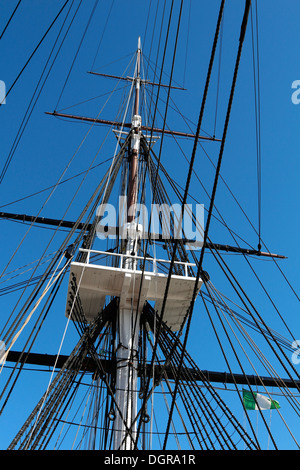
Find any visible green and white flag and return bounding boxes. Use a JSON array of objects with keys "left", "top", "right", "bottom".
[{"left": 242, "top": 389, "right": 280, "bottom": 411}]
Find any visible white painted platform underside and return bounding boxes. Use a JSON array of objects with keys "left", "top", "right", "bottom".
[{"left": 65, "top": 262, "right": 202, "bottom": 331}]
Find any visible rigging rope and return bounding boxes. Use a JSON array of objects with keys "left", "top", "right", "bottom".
[
  {"left": 153, "top": 146, "right": 298, "bottom": 348},
  {"left": 144, "top": 303, "right": 258, "bottom": 449},
  {"left": 250, "top": 0, "right": 262, "bottom": 249},
  {"left": 202, "top": 280, "right": 300, "bottom": 447},
  {"left": 0, "top": 156, "right": 114, "bottom": 210},
  {"left": 199, "top": 0, "right": 251, "bottom": 270},
  {"left": 7, "top": 300, "right": 117, "bottom": 449},
  {"left": 0, "top": 0, "right": 78, "bottom": 185},
  {"left": 213, "top": 8, "right": 224, "bottom": 138},
  {"left": 203, "top": 282, "right": 276, "bottom": 448},
  {"left": 0, "top": 0, "right": 22, "bottom": 41},
  {"left": 153, "top": 124, "right": 298, "bottom": 349},
  {"left": 54, "top": 0, "right": 98, "bottom": 111},
  {"left": 161, "top": 0, "right": 226, "bottom": 448},
  {"left": 183, "top": 0, "right": 191, "bottom": 88},
  {"left": 0, "top": 146, "right": 125, "bottom": 418},
  {"left": 0, "top": 254, "right": 71, "bottom": 373},
  {"left": 0, "top": 0, "right": 70, "bottom": 109},
  {"left": 210, "top": 246, "right": 300, "bottom": 391},
  {"left": 90, "top": 0, "right": 115, "bottom": 72}
]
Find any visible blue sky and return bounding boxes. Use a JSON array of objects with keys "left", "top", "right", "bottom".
[{"left": 0, "top": 0, "right": 299, "bottom": 450}]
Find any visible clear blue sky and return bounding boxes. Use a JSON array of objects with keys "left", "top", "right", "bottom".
[{"left": 0, "top": 0, "right": 299, "bottom": 450}]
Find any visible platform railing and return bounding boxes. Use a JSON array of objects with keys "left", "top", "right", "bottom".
[{"left": 77, "top": 248, "right": 196, "bottom": 278}]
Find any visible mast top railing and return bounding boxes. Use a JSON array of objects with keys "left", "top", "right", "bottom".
[{"left": 77, "top": 248, "right": 196, "bottom": 278}]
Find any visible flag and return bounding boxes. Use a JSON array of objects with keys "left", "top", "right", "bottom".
[{"left": 242, "top": 389, "right": 280, "bottom": 411}]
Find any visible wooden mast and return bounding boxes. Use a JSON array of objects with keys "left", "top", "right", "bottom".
[{"left": 127, "top": 36, "right": 141, "bottom": 223}]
